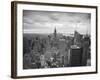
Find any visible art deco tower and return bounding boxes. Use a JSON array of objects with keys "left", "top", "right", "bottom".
[{"left": 54, "top": 27, "right": 57, "bottom": 39}]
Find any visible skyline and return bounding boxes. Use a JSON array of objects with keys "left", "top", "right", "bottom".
[{"left": 23, "top": 10, "right": 91, "bottom": 35}]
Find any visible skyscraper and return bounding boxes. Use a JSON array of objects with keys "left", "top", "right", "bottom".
[{"left": 54, "top": 27, "right": 57, "bottom": 40}]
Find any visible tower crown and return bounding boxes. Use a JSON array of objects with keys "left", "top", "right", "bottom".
[
  {"left": 54, "top": 27, "right": 56, "bottom": 34},
  {"left": 54, "top": 27, "right": 57, "bottom": 37}
]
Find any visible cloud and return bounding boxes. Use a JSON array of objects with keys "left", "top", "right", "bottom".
[{"left": 23, "top": 10, "right": 91, "bottom": 34}]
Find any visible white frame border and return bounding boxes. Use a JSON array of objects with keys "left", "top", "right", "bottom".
[{"left": 16, "top": 3, "right": 97, "bottom": 77}]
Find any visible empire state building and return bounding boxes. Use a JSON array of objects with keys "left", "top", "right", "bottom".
[{"left": 54, "top": 27, "right": 57, "bottom": 41}]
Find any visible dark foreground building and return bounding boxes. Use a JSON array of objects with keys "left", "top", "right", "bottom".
[{"left": 69, "top": 45, "right": 83, "bottom": 66}]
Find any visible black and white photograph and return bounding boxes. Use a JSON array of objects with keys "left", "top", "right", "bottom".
[
  {"left": 23, "top": 10, "right": 91, "bottom": 69},
  {"left": 11, "top": 1, "right": 97, "bottom": 78}
]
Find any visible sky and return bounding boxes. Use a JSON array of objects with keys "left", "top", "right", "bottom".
[{"left": 23, "top": 10, "right": 91, "bottom": 35}]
